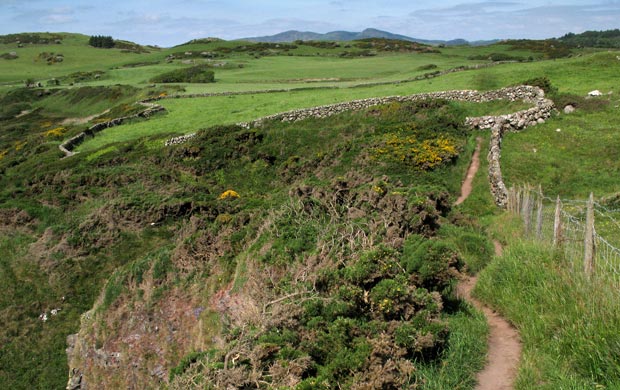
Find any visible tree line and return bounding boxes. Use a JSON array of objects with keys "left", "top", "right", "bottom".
[{"left": 88, "top": 35, "right": 115, "bottom": 48}]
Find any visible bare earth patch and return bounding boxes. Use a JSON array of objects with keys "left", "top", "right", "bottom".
[
  {"left": 455, "top": 137, "right": 482, "bottom": 205},
  {"left": 458, "top": 275, "right": 521, "bottom": 390},
  {"left": 61, "top": 109, "right": 110, "bottom": 126}
]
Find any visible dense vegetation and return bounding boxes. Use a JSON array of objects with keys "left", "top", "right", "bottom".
[
  {"left": 0, "top": 33, "right": 63, "bottom": 45},
  {"left": 150, "top": 64, "right": 215, "bottom": 83},
  {"left": 559, "top": 29, "right": 620, "bottom": 48}
]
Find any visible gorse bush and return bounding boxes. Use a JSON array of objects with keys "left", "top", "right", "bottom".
[
  {"left": 150, "top": 64, "right": 215, "bottom": 83},
  {"left": 373, "top": 133, "right": 460, "bottom": 170}
]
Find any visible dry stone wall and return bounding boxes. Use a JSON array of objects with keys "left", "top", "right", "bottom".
[
  {"left": 235, "top": 85, "right": 548, "bottom": 127},
  {"left": 59, "top": 103, "right": 165, "bottom": 157},
  {"left": 163, "top": 86, "right": 555, "bottom": 206}
]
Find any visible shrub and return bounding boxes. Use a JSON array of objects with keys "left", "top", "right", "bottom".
[
  {"left": 400, "top": 237, "right": 462, "bottom": 291},
  {"left": 416, "top": 64, "right": 438, "bottom": 71},
  {"left": 373, "top": 133, "right": 460, "bottom": 170},
  {"left": 521, "top": 76, "right": 557, "bottom": 94},
  {"left": 169, "top": 350, "right": 211, "bottom": 381},
  {"left": 150, "top": 64, "right": 215, "bottom": 83}
]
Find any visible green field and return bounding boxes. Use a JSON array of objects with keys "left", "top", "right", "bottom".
[{"left": 2, "top": 31, "right": 620, "bottom": 389}]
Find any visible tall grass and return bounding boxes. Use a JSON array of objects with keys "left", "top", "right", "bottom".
[
  {"left": 475, "top": 216, "right": 620, "bottom": 389},
  {"left": 416, "top": 307, "right": 488, "bottom": 389}
]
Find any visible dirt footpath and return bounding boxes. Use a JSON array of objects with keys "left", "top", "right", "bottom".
[{"left": 455, "top": 136, "right": 522, "bottom": 390}]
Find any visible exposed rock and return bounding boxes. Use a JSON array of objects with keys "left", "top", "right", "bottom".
[
  {"left": 588, "top": 90, "right": 603, "bottom": 96},
  {"left": 564, "top": 105, "right": 575, "bottom": 114},
  {"left": 66, "top": 367, "right": 83, "bottom": 390}
]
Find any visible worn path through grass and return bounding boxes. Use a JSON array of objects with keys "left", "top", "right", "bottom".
[{"left": 455, "top": 136, "right": 522, "bottom": 390}]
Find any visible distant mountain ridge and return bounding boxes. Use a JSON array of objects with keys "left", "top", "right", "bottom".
[{"left": 244, "top": 28, "right": 497, "bottom": 46}]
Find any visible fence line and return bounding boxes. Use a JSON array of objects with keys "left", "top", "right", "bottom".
[{"left": 506, "top": 185, "right": 620, "bottom": 286}]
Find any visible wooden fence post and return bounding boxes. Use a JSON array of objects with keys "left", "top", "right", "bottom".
[
  {"left": 536, "top": 186, "right": 543, "bottom": 240},
  {"left": 553, "top": 195, "right": 562, "bottom": 247},
  {"left": 584, "top": 192, "right": 595, "bottom": 277},
  {"left": 522, "top": 188, "right": 532, "bottom": 235}
]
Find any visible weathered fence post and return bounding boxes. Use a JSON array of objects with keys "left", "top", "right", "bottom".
[
  {"left": 553, "top": 195, "right": 562, "bottom": 247},
  {"left": 536, "top": 187, "right": 544, "bottom": 240},
  {"left": 584, "top": 192, "right": 595, "bottom": 277},
  {"left": 510, "top": 186, "right": 517, "bottom": 214},
  {"left": 522, "top": 187, "right": 532, "bottom": 235}
]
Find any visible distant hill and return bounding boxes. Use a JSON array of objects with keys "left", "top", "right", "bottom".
[{"left": 244, "top": 28, "right": 497, "bottom": 46}]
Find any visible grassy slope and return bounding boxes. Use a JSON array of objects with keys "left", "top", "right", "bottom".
[
  {"left": 476, "top": 229, "right": 620, "bottom": 390},
  {"left": 0, "top": 33, "right": 163, "bottom": 84},
  {"left": 1, "top": 95, "right": 491, "bottom": 388}
]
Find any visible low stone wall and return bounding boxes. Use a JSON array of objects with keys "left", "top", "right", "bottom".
[
  {"left": 236, "top": 85, "right": 547, "bottom": 128},
  {"left": 488, "top": 121, "right": 509, "bottom": 207},
  {"left": 162, "top": 85, "right": 555, "bottom": 207},
  {"left": 59, "top": 104, "right": 165, "bottom": 157},
  {"left": 466, "top": 97, "right": 555, "bottom": 131},
  {"left": 164, "top": 133, "right": 197, "bottom": 146}
]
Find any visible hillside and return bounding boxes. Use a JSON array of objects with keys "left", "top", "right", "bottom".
[
  {"left": 1, "top": 31, "right": 620, "bottom": 389},
  {"left": 558, "top": 29, "right": 620, "bottom": 48},
  {"left": 244, "top": 28, "right": 497, "bottom": 46}
]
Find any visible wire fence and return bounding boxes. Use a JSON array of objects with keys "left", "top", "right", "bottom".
[{"left": 507, "top": 185, "right": 620, "bottom": 286}]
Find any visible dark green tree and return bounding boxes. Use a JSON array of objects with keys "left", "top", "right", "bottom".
[{"left": 88, "top": 35, "right": 114, "bottom": 48}]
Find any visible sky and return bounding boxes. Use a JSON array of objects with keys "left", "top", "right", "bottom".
[{"left": 1, "top": 0, "right": 620, "bottom": 47}]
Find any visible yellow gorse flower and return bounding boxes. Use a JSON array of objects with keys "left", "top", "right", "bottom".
[
  {"left": 43, "top": 127, "right": 66, "bottom": 137},
  {"left": 219, "top": 189, "right": 240, "bottom": 200},
  {"left": 373, "top": 133, "right": 459, "bottom": 170}
]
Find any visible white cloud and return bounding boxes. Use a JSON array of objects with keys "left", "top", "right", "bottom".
[{"left": 41, "top": 13, "right": 74, "bottom": 24}]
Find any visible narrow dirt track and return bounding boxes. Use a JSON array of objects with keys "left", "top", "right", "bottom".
[
  {"left": 455, "top": 137, "right": 482, "bottom": 206},
  {"left": 455, "top": 137, "right": 522, "bottom": 390}
]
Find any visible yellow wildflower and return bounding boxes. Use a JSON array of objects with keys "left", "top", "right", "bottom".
[{"left": 219, "top": 189, "right": 240, "bottom": 200}]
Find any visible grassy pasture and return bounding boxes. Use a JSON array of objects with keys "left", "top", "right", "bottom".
[
  {"left": 74, "top": 50, "right": 620, "bottom": 152},
  {"left": 0, "top": 33, "right": 163, "bottom": 85}
]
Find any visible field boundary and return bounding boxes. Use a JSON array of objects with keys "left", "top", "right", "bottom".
[
  {"left": 507, "top": 185, "right": 620, "bottom": 286},
  {"left": 58, "top": 102, "right": 165, "bottom": 157},
  {"left": 142, "top": 60, "right": 517, "bottom": 103},
  {"left": 166, "top": 85, "right": 552, "bottom": 147}
]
